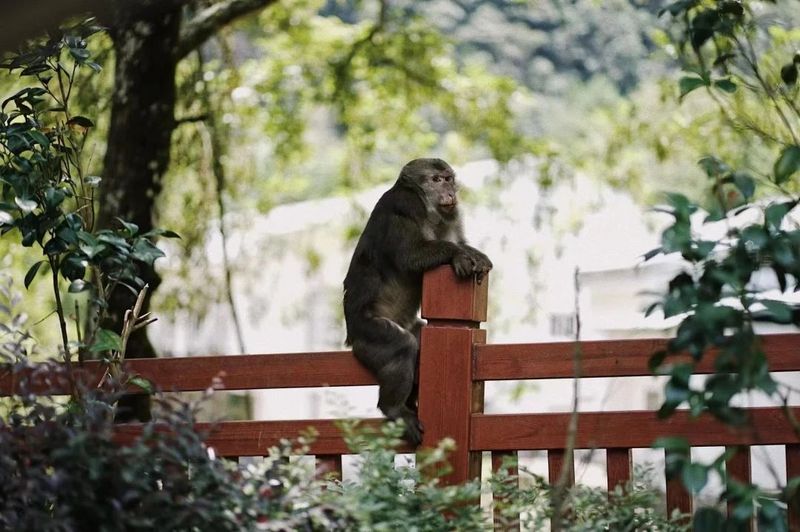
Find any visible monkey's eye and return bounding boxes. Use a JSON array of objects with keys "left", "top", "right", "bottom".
[{"left": 432, "top": 175, "right": 442, "bottom": 183}]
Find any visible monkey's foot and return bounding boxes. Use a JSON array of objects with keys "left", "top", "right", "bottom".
[{"left": 402, "top": 416, "right": 424, "bottom": 447}]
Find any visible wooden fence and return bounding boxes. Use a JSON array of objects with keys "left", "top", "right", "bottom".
[{"left": 2, "top": 265, "right": 800, "bottom": 528}]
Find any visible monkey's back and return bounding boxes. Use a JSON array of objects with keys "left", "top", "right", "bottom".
[{"left": 343, "top": 184, "right": 426, "bottom": 342}]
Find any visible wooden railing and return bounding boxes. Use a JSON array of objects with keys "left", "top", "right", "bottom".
[{"left": 2, "top": 265, "right": 799, "bottom": 528}]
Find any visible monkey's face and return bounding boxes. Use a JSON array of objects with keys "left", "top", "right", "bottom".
[
  {"left": 424, "top": 171, "right": 458, "bottom": 214},
  {"left": 400, "top": 158, "right": 459, "bottom": 216}
]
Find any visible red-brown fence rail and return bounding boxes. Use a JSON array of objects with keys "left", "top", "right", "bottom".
[{"left": 1, "top": 265, "right": 799, "bottom": 529}]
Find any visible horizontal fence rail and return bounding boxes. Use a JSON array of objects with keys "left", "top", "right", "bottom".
[
  {"left": 0, "top": 351, "right": 375, "bottom": 396},
  {"left": 470, "top": 407, "right": 800, "bottom": 451},
  {"left": 475, "top": 333, "right": 800, "bottom": 380},
  {"left": 113, "top": 418, "right": 414, "bottom": 456}
]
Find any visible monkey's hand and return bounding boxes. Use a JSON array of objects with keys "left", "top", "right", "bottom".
[
  {"left": 461, "top": 245, "right": 493, "bottom": 282},
  {"left": 452, "top": 250, "right": 476, "bottom": 278},
  {"left": 452, "top": 247, "right": 493, "bottom": 282}
]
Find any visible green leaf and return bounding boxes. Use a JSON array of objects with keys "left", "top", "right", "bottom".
[
  {"left": 682, "top": 462, "right": 709, "bottom": 493},
  {"left": 116, "top": 218, "right": 139, "bottom": 237},
  {"left": 60, "top": 253, "right": 87, "bottom": 281},
  {"left": 14, "top": 197, "right": 37, "bottom": 213},
  {"left": 653, "top": 436, "right": 690, "bottom": 454},
  {"left": 20, "top": 63, "right": 50, "bottom": 76},
  {"left": 785, "top": 476, "right": 800, "bottom": 500},
  {"left": 732, "top": 171, "right": 755, "bottom": 199},
  {"left": 697, "top": 240, "right": 716, "bottom": 257},
  {"left": 649, "top": 349, "right": 668, "bottom": 372},
  {"left": 96, "top": 232, "right": 130, "bottom": 250},
  {"left": 66, "top": 115, "right": 94, "bottom": 130},
  {"left": 131, "top": 239, "right": 165, "bottom": 265},
  {"left": 781, "top": 63, "right": 798, "bottom": 85},
  {"left": 774, "top": 146, "right": 800, "bottom": 184},
  {"left": 24, "top": 260, "right": 46, "bottom": 289},
  {"left": 68, "top": 279, "right": 89, "bottom": 292},
  {"left": 43, "top": 237, "right": 67, "bottom": 255},
  {"left": 713, "top": 78, "right": 737, "bottom": 93},
  {"left": 84, "top": 175, "right": 101, "bottom": 187},
  {"left": 0, "top": 211, "right": 13, "bottom": 226},
  {"left": 69, "top": 48, "right": 90, "bottom": 61},
  {"left": 679, "top": 76, "right": 709, "bottom": 98},
  {"left": 693, "top": 507, "right": 725, "bottom": 531},
  {"left": 143, "top": 228, "right": 181, "bottom": 239},
  {"left": 698, "top": 156, "right": 729, "bottom": 178},
  {"left": 759, "top": 300, "right": 794, "bottom": 324},
  {"left": 757, "top": 499, "right": 785, "bottom": 530},
  {"left": 740, "top": 225, "right": 768, "bottom": 250},
  {"left": 64, "top": 212, "right": 83, "bottom": 231},
  {"left": 670, "top": 363, "right": 694, "bottom": 387},
  {"left": 28, "top": 129, "right": 49, "bottom": 147},
  {"left": 128, "top": 376, "right": 154, "bottom": 394},
  {"left": 90, "top": 328, "right": 122, "bottom": 353},
  {"left": 765, "top": 201, "right": 795, "bottom": 230},
  {"left": 44, "top": 187, "right": 66, "bottom": 209}
]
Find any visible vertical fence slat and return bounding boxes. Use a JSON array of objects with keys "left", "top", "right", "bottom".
[
  {"left": 787, "top": 444, "right": 800, "bottom": 531},
  {"left": 606, "top": 447, "right": 632, "bottom": 492},
  {"left": 315, "top": 454, "right": 343, "bottom": 480},
  {"left": 492, "top": 451, "right": 520, "bottom": 531},
  {"left": 548, "top": 449, "right": 574, "bottom": 487},
  {"left": 491, "top": 450, "right": 518, "bottom": 476},
  {"left": 725, "top": 446, "right": 752, "bottom": 531},
  {"left": 665, "top": 450, "right": 693, "bottom": 519}
]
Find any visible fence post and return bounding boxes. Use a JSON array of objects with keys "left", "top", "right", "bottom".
[{"left": 418, "top": 265, "right": 488, "bottom": 484}]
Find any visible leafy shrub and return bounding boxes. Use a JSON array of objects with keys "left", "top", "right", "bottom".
[
  {"left": 0, "top": 381, "right": 339, "bottom": 531},
  {"left": 0, "top": 18, "right": 178, "bottom": 367},
  {"left": 646, "top": 1, "right": 799, "bottom": 528}
]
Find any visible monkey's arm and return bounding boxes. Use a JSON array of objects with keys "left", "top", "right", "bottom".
[{"left": 386, "top": 215, "right": 463, "bottom": 273}]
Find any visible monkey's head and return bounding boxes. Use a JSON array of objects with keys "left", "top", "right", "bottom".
[{"left": 399, "top": 158, "right": 459, "bottom": 217}]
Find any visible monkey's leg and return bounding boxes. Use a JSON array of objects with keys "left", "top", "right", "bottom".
[
  {"left": 404, "top": 319, "right": 425, "bottom": 414},
  {"left": 351, "top": 318, "right": 423, "bottom": 446},
  {"left": 376, "top": 356, "right": 422, "bottom": 446}
]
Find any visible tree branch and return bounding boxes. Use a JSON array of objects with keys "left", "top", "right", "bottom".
[{"left": 175, "top": 0, "right": 277, "bottom": 59}]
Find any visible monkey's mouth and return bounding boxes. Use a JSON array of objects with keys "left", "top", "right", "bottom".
[{"left": 439, "top": 200, "right": 457, "bottom": 212}]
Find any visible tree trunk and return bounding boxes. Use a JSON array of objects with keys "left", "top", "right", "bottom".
[
  {"left": 97, "top": 0, "right": 276, "bottom": 421},
  {"left": 101, "top": 1, "right": 182, "bottom": 421}
]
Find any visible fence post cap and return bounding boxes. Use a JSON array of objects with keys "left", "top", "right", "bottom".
[{"left": 421, "top": 265, "right": 488, "bottom": 322}]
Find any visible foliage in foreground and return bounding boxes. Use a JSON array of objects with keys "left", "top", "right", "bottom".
[
  {"left": 646, "top": 1, "right": 800, "bottom": 529},
  {"left": 0, "top": 391, "right": 689, "bottom": 532}
]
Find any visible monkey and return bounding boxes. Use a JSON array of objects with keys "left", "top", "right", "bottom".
[{"left": 342, "top": 158, "right": 492, "bottom": 446}]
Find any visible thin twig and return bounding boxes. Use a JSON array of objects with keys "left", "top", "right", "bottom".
[
  {"left": 196, "top": 45, "right": 247, "bottom": 355},
  {"left": 74, "top": 300, "right": 83, "bottom": 364},
  {"left": 550, "top": 267, "right": 583, "bottom": 531}
]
